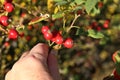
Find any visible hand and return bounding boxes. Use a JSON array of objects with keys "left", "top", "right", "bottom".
[{"left": 5, "top": 43, "right": 61, "bottom": 80}]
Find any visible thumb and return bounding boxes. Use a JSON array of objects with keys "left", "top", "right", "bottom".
[
  {"left": 47, "top": 50, "right": 61, "bottom": 80},
  {"left": 29, "top": 43, "right": 49, "bottom": 63}
]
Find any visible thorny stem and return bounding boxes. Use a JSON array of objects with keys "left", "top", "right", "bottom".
[{"left": 67, "top": 14, "right": 80, "bottom": 33}]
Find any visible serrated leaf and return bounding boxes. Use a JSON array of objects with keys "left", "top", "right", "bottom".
[
  {"left": 85, "top": 0, "right": 99, "bottom": 14},
  {"left": 88, "top": 29, "right": 104, "bottom": 39},
  {"left": 52, "top": 12, "right": 64, "bottom": 20}
]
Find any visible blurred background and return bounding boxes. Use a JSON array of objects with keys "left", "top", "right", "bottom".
[{"left": 0, "top": 0, "right": 120, "bottom": 80}]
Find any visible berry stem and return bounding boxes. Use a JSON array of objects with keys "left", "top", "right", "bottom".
[
  {"left": 63, "top": 17, "right": 66, "bottom": 31},
  {"left": 47, "top": 40, "right": 54, "bottom": 47},
  {"left": 67, "top": 14, "right": 80, "bottom": 33}
]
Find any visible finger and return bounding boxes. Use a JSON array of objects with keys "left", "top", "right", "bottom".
[
  {"left": 29, "top": 43, "right": 49, "bottom": 62},
  {"left": 19, "top": 51, "right": 29, "bottom": 61},
  {"left": 5, "top": 70, "right": 12, "bottom": 80},
  {"left": 47, "top": 50, "right": 61, "bottom": 80}
]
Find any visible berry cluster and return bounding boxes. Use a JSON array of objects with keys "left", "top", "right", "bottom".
[
  {"left": 89, "top": 20, "right": 110, "bottom": 31},
  {"left": 0, "top": 0, "right": 18, "bottom": 40},
  {"left": 41, "top": 26, "right": 73, "bottom": 48}
]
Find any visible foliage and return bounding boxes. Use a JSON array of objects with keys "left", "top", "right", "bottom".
[{"left": 0, "top": 0, "right": 120, "bottom": 80}]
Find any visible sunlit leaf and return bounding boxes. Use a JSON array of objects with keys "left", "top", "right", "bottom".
[
  {"left": 85, "top": 0, "right": 99, "bottom": 14},
  {"left": 52, "top": 12, "right": 64, "bottom": 20},
  {"left": 88, "top": 29, "right": 104, "bottom": 39},
  {"left": 55, "top": 1, "right": 68, "bottom": 5},
  {"left": 74, "top": 0, "right": 85, "bottom": 4}
]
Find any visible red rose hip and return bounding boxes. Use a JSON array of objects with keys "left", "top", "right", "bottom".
[
  {"left": 63, "top": 38, "right": 73, "bottom": 48},
  {"left": 41, "top": 26, "right": 50, "bottom": 34},
  {"left": 55, "top": 35, "right": 63, "bottom": 44},
  {"left": 8, "top": 29, "right": 18, "bottom": 40},
  {"left": 4, "top": 3, "right": 14, "bottom": 12},
  {"left": 0, "top": 16, "right": 9, "bottom": 26},
  {"left": 113, "top": 69, "right": 120, "bottom": 80},
  {"left": 43, "top": 31, "right": 53, "bottom": 40}
]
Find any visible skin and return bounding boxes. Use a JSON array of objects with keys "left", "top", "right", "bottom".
[{"left": 5, "top": 43, "right": 61, "bottom": 80}]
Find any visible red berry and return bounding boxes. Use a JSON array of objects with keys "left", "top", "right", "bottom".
[
  {"left": 8, "top": 29, "right": 18, "bottom": 40},
  {"left": 51, "top": 30, "right": 63, "bottom": 44},
  {"left": 63, "top": 38, "right": 73, "bottom": 48},
  {"left": 55, "top": 35, "right": 63, "bottom": 44},
  {"left": 19, "top": 32, "right": 24, "bottom": 38},
  {"left": 27, "top": 25, "right": 33, "bottom": 30},
  {"left": 20, "top": 12, "right": 27, "bottom": 18},
  {"left": 98, "top": 2, "right": 103, "bottom": 9},
  {"left": 4, "top": 3, "right": 14, "bottom": 12},
  {"left": 41, "top": 26, "right": 50, "bottom": 34},
  {"left": 91, "top": 22, "right": 98, "bottom": 27},
  {"left": 113, "top": 69, "right": 120, "bottom": 80},
  {"left": 96, "top": 26, "right": 101, "bottom": 31},
  {"left": 77, "top": 10, "right": 83, "bottom": 15},
  {"left": 26, "top": 36, "right": 31, "bottom": 41},
  {"left": 4, "top": 42, "right": 10, "bottom": 47},
  {"left": 43, "top": 31, "right": 53, "bottom": 40},
  {"left": 103, "top": 20, "right": 110, "bottom": 29},
  {"left": 0, "top": 16, "right": 9, "bottom": 26}
]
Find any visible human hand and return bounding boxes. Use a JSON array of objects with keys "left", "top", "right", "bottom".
[{"left": 5, "top": 43, "right": 61, "bottom": 80}]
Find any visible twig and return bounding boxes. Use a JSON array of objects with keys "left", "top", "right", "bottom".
[{"left": 67, "top": 14, "right": 80, "bottom": 32}]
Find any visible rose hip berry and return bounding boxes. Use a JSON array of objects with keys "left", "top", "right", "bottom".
[
  {"left": 103, "top": 20, "right": 110, "bottom": 29},
  {"left": 98, "top": 2, "right": 103, "bottom": 9},
  {"left": 41, "top": 26, "right": 50, "bottom": 34},
  {"left": 8, "top": 29, "right": 18, "bottom": 40},
  {"left": 113, "top": 69, "right": 120, "bottom": 80},
  {"left": 63, "top": 38, "right": 73, "bottom": 48},
  {"left": 4, "top": 42, "right": 10, "bottom": 47},
  {"left": 51, "top": 30, "right": 63, "bottom": 44},
  {"left": 43, "top": 31, "right": 53, "bottom": 40},
  {"left": 0, "top": 16, "right": 9, "bottom": 26},
  {"left": 4, "top": 3, "right": 14, "bottom": 12},
  {"left": 54, "top": 35, "right": 63, "bottom": 44}
]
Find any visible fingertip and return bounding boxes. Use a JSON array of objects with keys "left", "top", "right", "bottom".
[{"left": 29, "top": 43, "right": 49, "bottom": 61}]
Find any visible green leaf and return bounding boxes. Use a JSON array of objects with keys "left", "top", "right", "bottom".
[
  {"left": 74, "top": 0, "right": 85, "bottom": 4},
  {"left": 85, "top": 0, "right": 99, "bottom": 14},
  {"left": 88, "top": 29, "right": 104, "bottom": 39},
  {"left": 75, "top": 28, "right": 87, "bottom": 35},
  {"left": 53, "top": 0, "right": 63, "bottom": 2},
  {"left": 52, "top": 12, "right": 64, "bottom": 20},
  {"left": 74, "top": 6, "right": 82, "bottom": 11},
  {"left": 55, "top": 1, "right": 68, "bottom": 6}
]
